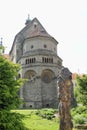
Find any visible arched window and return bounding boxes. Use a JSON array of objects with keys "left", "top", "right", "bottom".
[
  {"left": 28, "top": 59, "right": 30, "bottom": 64},
  {"left": 45, "top": 58, "right": 47, "bottom": 63},
  {"left": 18, "top": 74, "right": 21, "bottom": 78},
  {"left": 30, "top": 58, "right": 32, "bottom": 63},
  {"left": 34, "top": 58, "right": 36, "bottom": 63},
  {"left": 32, "top": 58, "right": 33, "bottom": 63},
  {"left": 24, "top": 70, "right": 36, "bottom": 81},
  {"left": 42, "top": 57, "right": 44, "bottom": 63},
  {"left": 26, "top": 59, "right": 28, "bottom": 64},
  {"left": 42, "top": 57, "right": 53, "bottom": 63},
  {"left": 47, "top": 58, "right": 48, "bottom": 63}
]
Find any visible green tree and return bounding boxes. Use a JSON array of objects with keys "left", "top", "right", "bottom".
[
  {"left": 0, "top": 55, "right": 27, "bottom": 130},
  {"left": 76, "top": 74, "right": 87, "bottom": 106},
  {"left": 0, "top": 46, "right": 5, "bottom": 54}
]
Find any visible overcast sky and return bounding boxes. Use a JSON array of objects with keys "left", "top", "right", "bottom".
[{"left": 0, "top": 0, "right": 87, "bottom": 74}]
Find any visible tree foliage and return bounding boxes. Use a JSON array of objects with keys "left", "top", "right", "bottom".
[
  {"left": 0, "top": 55, "right": 22, "bottom": 110},
  {"left": 0, "top": 56, "right": 27, "bottom": 130},
  {"left": 0, "top": 46, "right": 5, "bottom": 54},
  {"left": 0, "top": 110, "right": 28, "bottom": 130},
  {"left": 76, "top": 74, "right": 87, "bottom": 106}
]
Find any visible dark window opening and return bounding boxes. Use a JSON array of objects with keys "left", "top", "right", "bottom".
[
  {"left": 31, "top": 45, "right": 34, "bottom": 49},
  {"left": 29, "top": 105, "right": 32, "bottom": 108},
  {"left": 18, "top": 74, "right": 21, "bottom": 78},
  {"left": 28, "top": 59, "right": 30, "bottom": 64},
  {"left": 46, "top": 104, "right": 50, "bottom": 107},
  {"left": 34, "top": 58, "right": 36, "bottom": 63},
  {"left": 33, "top": 22, "right": 38, "bottom": 28},
  {"left": 42, "top": 57, "right": 44, "bottom": 62},
  {"left": 47, "top": 58, "right": 48, "bottom": 63},
  {"left": 42, "top": 57, "right": 53, "bottom": 63},
  {"left": 32, "top": 58, "right": 33, "bottom": 63},
  {"left": 30, "top": 59, "right": 32, "bottom": 63},
  {"left": 45, "top": 58, "right": 47, "bottom": 63},
  {"left": 44, "top": 44, "right": 47, "bottom": 48},
  {"left": 23, "top": 103, "right": 26, "bottom": 108},
  {"left": 26, "top": 59, "right": 28, "bottom": 64},
  {"left": 25, "top": 58, "right": 36, "bottom": 64}
]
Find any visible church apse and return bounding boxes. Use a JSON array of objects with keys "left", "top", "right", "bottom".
[{"left": 10, "top": 17, "right": 62, "bottom": 108}]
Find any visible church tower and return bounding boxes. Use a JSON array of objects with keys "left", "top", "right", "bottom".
[{"left": 10, "top": 17, "right": 62, "bottom": 108}]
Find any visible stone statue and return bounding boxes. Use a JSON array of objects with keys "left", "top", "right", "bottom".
[{"left": 58, "top": 67, "right": 73, "bottom": 130}]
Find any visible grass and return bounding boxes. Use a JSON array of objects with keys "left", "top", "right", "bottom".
[
  {"left": 13, "top": 109, "right": 77, "bottom": 130},
  {"left": 13, "top": 109, "right": 59, "bottom": 130},
  {"left": 23, "top": 115, "right": 58, "bottom": 130}
]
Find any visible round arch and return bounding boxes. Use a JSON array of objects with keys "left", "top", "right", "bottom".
[
  {"left": 41, "top": 69, "right": 55, "bottom": 83},
  {"left": 24, "top": 70, "right": 36, "bottom": 81}
]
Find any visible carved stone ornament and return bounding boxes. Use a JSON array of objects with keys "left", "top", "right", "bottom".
[{"left": 58, "top": 67, "right": 72, "bottom": 81}]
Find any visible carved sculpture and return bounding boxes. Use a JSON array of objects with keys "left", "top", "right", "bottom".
[{"left": 58, "top": 67, "right": 73, "bottom": 130}]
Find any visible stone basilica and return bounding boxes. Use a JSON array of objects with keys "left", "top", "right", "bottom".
[{"left": 9, "top": 17, "right": 62, "bottom": 108}]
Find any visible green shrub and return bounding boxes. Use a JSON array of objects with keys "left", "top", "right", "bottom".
[
  {"left": 71, "top": 106, "right": 87, "bottom": 126},
  {"left": 73, "top": 114, "right": 86, "bottom": 124},
  {"left": 35, "top": 109, "right": 58, "bottom": 120},
  {"left": 0, "top": 111, "right": 28, "bottom": 130},
  {"left": 71, "top": 106, "right": 87, "bottom": 115}
]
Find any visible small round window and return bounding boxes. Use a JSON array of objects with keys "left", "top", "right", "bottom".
[
  {"left": 44, "top": 44, "right": 47, "bottom": 48},
  {"left": 31, "top": 45, "right": 34, "bottom": 49}
]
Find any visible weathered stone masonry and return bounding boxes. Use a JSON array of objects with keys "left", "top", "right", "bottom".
[{"left": 9, "top": 17, "right": 62, "bottom": 108}]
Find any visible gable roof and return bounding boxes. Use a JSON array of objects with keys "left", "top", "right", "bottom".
[
  {"left": 10, "top": 17, "right": 58, "bottom": 54},
  {"left": 17, "top": 17, "right": 53, "bottom": 39}
]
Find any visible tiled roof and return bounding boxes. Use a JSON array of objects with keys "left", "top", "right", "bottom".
[
  {"left": 72, "top": 73, "right": 77, "bottom": 80},
  {"left": 3, "top": 54, "right": 10, "bottom": 60},
  {"left": 18, "top": 17, "right": 53, "bottom": 39},
  {"left": 10, "top": 17, "right": 58, "bottom": 54},
  {"left": 72, "top": 73, "right": 83, "bottom": 80},
  {"left": 27, "top": 27, "right": 51, "bottom": 38}
]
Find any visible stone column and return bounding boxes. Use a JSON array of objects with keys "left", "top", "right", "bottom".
[{"left": 58, "top": 67, "right": 73, "bottom": 130}]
